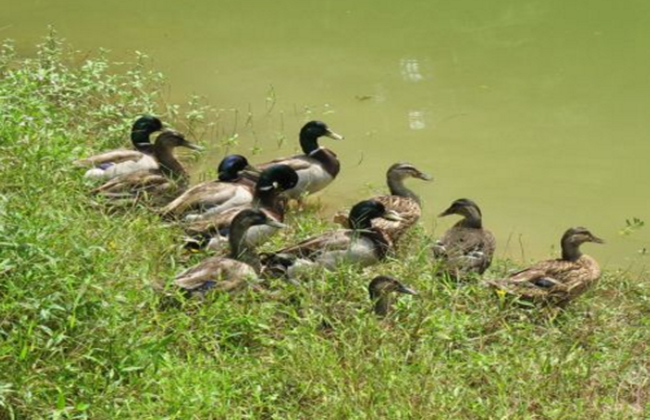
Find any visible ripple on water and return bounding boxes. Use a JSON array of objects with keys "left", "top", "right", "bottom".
[
  {"left": 408, "top": 111, "right": 426, "bottom": 130},
  {"left": 399, "top": 58, "right": 424, "bottom": 82}
]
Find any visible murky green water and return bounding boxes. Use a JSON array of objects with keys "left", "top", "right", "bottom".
[{"left": 4, "top": 0, "right": 650, "bottom": 270}]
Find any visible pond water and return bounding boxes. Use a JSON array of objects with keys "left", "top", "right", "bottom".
[{"left": 4, "top": 0, "right": 650, "bottom": 270}]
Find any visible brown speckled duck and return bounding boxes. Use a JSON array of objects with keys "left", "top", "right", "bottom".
[
  {"left": 432, "top": 199, "right": 496, "bottom": 279},
  {"left": 91, "top": 130, "right": 201, "bottom": 205},
  {"left": 487, "top": 227, "right": 603, "bottom": 306},
  {"left": 334, "top": 163, "right": 432, "bottom": 246}
]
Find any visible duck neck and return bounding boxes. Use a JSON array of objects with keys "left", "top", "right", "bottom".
[
  {"left": 254, "top": 189, "right": 280, "bottom": 211},
  {"left": 458, "top": 207, "right": 482, "bottom": 229},
  {"left": 131, "top": 130, "right": 153, "bottom": 151},
  {"left": 373, "top": 294, "right": 394, "bottom": 317},
  {"left": 387, "top": 174, "right": 419, "bottom": 204},
  {"left": 218, "top": 171, "right": 240, "bottom": 182},
  {"left": 300, "top": 131, "right": 320, "bottom": 155},
  {"left": 561, "top": 241, "right": 582, "bottom": 261},
  {"left": 229, "top": 224, "right": 260, "bottom": 272},
  {"left": 154, "top": 147, "right": 188, "bottom": 182}
]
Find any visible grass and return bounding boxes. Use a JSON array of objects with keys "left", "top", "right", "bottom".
[{"left": 1, "top": 33, "right": 649, "bottom": 419}]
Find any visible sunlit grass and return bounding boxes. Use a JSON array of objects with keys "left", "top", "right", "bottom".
[{"left": 0, "top": 33, "right": 648, "bottom": 419}]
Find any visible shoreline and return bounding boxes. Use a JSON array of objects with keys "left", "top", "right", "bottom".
[{"left": 1, "top": 35, "right": 648, "bottom": 419}]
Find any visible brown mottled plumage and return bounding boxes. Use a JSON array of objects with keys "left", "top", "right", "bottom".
[
  {"left": 487, "top": 227, "right": 603, "bottom": 306},
  {"left": 432, "top": 199, "right": 496, "bottom": 279},
  {"left": 333, "top": 163, "right": 432, "bottom": 245},
  {"left": 174, "top": 209, "right": 286, "bottom": 298},
  {"left": 91, "top": 131, "right": 201, "bottom": 205},
  {"left": 77, "top": 149, "right": 149, "bottom": 168}
]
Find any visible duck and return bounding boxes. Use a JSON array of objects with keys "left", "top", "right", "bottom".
[
  {"left": 333, "top": 162, "right": 432, "bottom": 245},
  {"left": 262, "top": 199, "right": 402, "bottom": 278},
  {"left": 91, "top": 130, "right": 201, "bottom": 204},
  {"left": 432, "top": 198, "right": 496, "bottom": 279},
  {"left": 75, "top": 115, "right": 164, "bottom": 180},
  {"left": 183, "top": 164, "right": 298, "bottom": 249},
  {"left": 369, "top": 275, "right": 418, "bottom": 317},
  {"left": 174, "top": 209, "right": 287, "bottom": 298},
  {"left": 487, "top": 227, "right": 604, "bottom": 306},
  {"left": 257, "top": 120, "right": 343, "bottom": 199},
  {"left": 160, "top": 154, "right": 259, "bottom": 220}
]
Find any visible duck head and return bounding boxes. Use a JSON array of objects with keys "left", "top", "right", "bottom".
[
  {"left": 217, "top": 154, "right": 255, "bottom": 181},
  {"left": 386, "top": 162, "right": 432, "bottom": 203},
  {"left": 387, "top": 162, "right": 433, "bottom": 182},
  {"left": 300, "top": 121, "right": 344, "bottom": 155},
  {"left": 130, "top": 115, "right": 164, "bottom": 150},
  {"left": 229, "top": 209, "right": 287, "bottom": 258},
  {"left": 231, "top": 208, "right": 287, "bottom": 231},
  {"left": 348, "top": 199, "right": 403, "bottom": 230},
  {"left": 154, "top": 130, "right": 203, "bottom": 151},
  {"left": 439, "top": 198, "right": 483, "bottom": 229},
  {"left": 561, "top": 227, "right": 604, "bottom": 261},
  {"left": 256, "top": 164, "right": 299, "bottom": 194},
  {"left": 368, "top": 275, "right": 418, "bottom": 317}
]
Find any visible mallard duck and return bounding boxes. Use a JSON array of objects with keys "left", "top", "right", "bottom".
[
  {"left": 160, "top": 154, "right": 259, "bottom": 220},
  {"left": 257, "top": 120, "right": 343, "bottom": 199},
  {"left": 432, "top": 198, "right": 496, "bottom": 279},
  {"left": 183, "top": 164, "right": 298, "bottom": 249},
  {"left": 334, "top": 162, "right": 432, "bottom": 245},
  {"left": 174, "top": 209, "right": 287, "bottom": 298},
  {"left": 91, "top": 130, "right": 201, "bottom": 204},
  {"left": 487, "top": 227, "right": 604, "bottom": 306},
  {"left": 369, "top": 275, "right": 418, "bottom": 317},
  {"left": 75, "top": 115, "right": 164, "bottom": 179},
  {"left": 262, "top": 199, "right": 402, "bottom": 278}
]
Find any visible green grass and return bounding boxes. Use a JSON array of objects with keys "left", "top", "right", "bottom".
[{"left": 1, "top": 33, "right": 649, "bottom": 419}]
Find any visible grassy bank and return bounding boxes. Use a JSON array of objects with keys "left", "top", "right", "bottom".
[{"left": 1, "top": 34, "right": 649, "bottom": 419}]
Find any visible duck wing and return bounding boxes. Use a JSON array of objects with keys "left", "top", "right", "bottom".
[
  {"left": 276, "top": 229, "right": 354, "bottom": 259},
  {"left": 91, "top": 170, "right": 185, "bottom": 207},
  {"left": 161, "top": 180, "right": 254, "bottom": 218},
  {"left": 439, "top": 227, "right": 493, "bottom": 255},
  {"left": 257, "top": 155, "right": 314, "bottom": 172},
  {"left": 174, "top": 256, "right": 256, "bottom": 293},
  {"left": 507, "top": 259, "right": 582, "bottom": 284},
  {"left": 435, "top": 227, "right": 496, "bottom": 276},
  {"left": 487, "top": 258, "right": 598, "bottom": 304},
  {"left": 372, "top": 195, "right": 421, "bottom": 243},
  {"left": 74, "top": 149, "right": 144, "bottom": 167},
  {"left": 91, "top": 169, "right": 169, "bottom": 195},
  {"left": 183, "top": 206, "right": 243, "bottom": 236}
]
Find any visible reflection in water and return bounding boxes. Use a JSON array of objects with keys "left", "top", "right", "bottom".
[
  {"left": 408, "top": 111, "right": 426, "bottom": 130},
  {"left": 399, "top": 58, "right": 424, "bottom": 82}
]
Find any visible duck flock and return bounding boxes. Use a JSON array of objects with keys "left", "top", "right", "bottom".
[{"left": 75, "top": 115, "right": 605, "bottom": 314}]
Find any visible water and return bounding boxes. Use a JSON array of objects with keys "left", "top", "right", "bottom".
[{"left": 4, "top": 0, "right": 650, "bottom": 270}]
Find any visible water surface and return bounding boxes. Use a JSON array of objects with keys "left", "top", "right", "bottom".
[{"left": 4, "top": 0, "right": 650, "bottom": 270}]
